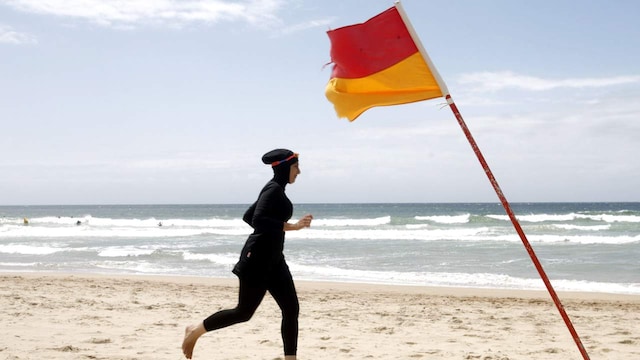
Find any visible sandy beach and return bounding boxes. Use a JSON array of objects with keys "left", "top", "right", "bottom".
[{"left": 1, "top": 273, "right": 638, "bottom": 360}]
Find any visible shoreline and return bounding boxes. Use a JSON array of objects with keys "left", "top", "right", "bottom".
[
  {"left": 2, "top": 272, "right": 639, "bottom": 359},
  {"left": 3, "top": 270, "right": 639, "bottom": 300}
]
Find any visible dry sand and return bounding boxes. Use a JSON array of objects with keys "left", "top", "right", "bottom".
[{"left": 1, "top": 273, "right": 638, "bottom": 359}]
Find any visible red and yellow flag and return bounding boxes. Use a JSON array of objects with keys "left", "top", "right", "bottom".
[{"left": 325, "top": 6, "right": 444, "bottom": 121}]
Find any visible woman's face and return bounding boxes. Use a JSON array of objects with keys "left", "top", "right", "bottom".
[{"left": 289, "top": 162, "right": 300, "bottom": 184}]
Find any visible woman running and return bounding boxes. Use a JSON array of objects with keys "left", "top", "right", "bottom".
[{"left": 182, "top": 149, "right": 313, "bottom": 360}]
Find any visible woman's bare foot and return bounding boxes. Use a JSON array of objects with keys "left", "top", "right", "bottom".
[{"left": 182, "top": 322, "right": 206, "bottom": 359}]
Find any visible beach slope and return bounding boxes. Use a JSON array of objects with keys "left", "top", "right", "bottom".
[{"left": 1, "top": 273, "right": 638, "bottom": 359}]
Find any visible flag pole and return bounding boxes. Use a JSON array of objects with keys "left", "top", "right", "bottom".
[{"left": 394, "top": 2, "right": 591, "bottom": 359}]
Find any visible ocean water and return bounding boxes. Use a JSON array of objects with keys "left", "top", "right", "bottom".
[{"left": 0, "top": 203, "right": 638, "bottom": 295}]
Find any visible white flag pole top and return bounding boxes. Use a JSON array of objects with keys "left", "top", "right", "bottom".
[
  {"left": 391, "top": 2, "right": 591, "bottom": 359},
  {"left": 394, "top": 0, "right": 450, "bottom": 99}
]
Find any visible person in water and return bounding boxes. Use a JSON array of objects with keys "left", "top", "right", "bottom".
[{"left": 182, "top": 149, "right": 313, "bottom": 360}]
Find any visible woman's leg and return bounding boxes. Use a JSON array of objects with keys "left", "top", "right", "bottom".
[
  {"left": 203, "top": 279, "right": 266, "bottom": 331},
  {"left": 268, "top": 263, "right": 299, "bottom": 357},
  {"left": 182, "top": 278, "right": 266, "bottom": 359}
]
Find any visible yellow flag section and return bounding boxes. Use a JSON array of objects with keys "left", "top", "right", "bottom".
[{"left": 325, "top": 5, "right": 443, "bottom": 121}]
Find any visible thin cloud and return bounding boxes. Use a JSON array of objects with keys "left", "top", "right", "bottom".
[
  {"left": 273, "top": 17, "right": 335, "bottom": 36},
  {"left": 0, "top": 24, "right": 36, "bottom": 44},
  {"left": 1, "top": 0, "right": 287, "bottom": 29},
  {"left": 458, "top": 71, "right": 640, "bottom": 92}
]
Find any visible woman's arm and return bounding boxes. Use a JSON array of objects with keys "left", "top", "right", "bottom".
[
  {"left": 243, "top": 202, "right": 257, "bottom": 227},
  {"left": 252, "top": 184, "right": 289, "bottom": 232},
  {"left": 284, "top": 214, "right": 313, "bottom": 231}
]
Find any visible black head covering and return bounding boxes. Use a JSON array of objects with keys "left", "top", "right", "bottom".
[{"left": 262, "top": 149, "right": 298, "bottom": 187}]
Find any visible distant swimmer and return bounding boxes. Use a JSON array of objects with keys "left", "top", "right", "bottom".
[
  {"left": 158, "top": 222, "right": 163, "bottom": 227},
  {"left": 23, "top": 217, "right": 29, "bottom": 225},
  {"left": 76, "top": 220, "right": 82, "bottom": 226}
]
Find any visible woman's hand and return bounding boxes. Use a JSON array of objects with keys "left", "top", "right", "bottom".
[{"left": 284, "top": 214, "right": 313, "bottom": 231}]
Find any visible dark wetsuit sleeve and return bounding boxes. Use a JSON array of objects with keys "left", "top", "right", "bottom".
[
  {"left": 252, "top": 183, "right": 287, "bottom": 233},
  {"left": 243, "top": 202, "right": 256, "bottom": 227}
]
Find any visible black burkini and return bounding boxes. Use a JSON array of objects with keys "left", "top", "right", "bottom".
[{"left": 202, "top": 150, "right": 299, "bottom": 356}]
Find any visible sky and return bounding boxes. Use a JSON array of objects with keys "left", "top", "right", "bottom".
[{"left": 1, "top": 0, "right": 639, "bottom": 205}]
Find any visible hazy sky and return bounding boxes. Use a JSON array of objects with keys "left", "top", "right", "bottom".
[{"left": 1, "top": 0, "right": 639, "bottom": 205}]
